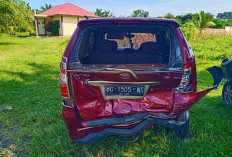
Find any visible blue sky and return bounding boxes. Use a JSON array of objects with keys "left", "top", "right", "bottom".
[{"left": 24, "top": 0, "right": 232, "bottom": 17}]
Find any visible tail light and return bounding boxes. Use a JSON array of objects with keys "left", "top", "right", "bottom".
[
  {"left": 59, "top": 57, "right": 70, "bottom": 98},
  {"left": 175, "top": 63, "right": 192, "bottom": 93}
]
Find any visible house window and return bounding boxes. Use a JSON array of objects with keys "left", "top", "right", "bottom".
[{"left": 54, "top": 20, "right": 60, "bottom": 29}]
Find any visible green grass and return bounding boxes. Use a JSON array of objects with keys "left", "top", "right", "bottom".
[{"left": 0, "top": 35, "right": 232, "bottom": 156}]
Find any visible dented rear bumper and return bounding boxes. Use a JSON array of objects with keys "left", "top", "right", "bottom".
[
  {"left": 63, "top": 86, "right": 214, "bottom": 144},
  {"left": 75, "top": 115, "right": 188, "bottom": 145}
]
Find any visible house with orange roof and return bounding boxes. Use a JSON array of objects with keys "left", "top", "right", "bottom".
[{"left": 34, "top": 3, "right": 98, "bottom": 37}]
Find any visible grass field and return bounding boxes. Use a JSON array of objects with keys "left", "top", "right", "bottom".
[{"left": 0, "top": 34, "right": 232, "bottom": 157}]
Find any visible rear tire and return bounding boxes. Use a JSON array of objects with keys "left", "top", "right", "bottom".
[
  {"left": 222, "top": 81, "right": 232, "bottom": 109},
  {"left": 167, "top": 111, "right": 189, "bottom": 139},
  {"left": 173, "top": 119, "right": 189, "bottom": 139}
]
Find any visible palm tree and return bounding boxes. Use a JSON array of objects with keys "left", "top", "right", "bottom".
[
  {"left": 193, "top": 11, "right": 215, "bottom": 36},
  {"left": 40, "top": 4, "right": 53, "bottom": 12}
]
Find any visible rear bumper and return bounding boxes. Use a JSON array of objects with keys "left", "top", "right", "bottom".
[
  {"left": 62, "top": 87, "right": 214, "bottom": 145},
  {"left": 75, "top": 116, "right": 188, "bottom": 145}
]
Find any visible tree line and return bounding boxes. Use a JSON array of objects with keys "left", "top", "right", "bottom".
[
  {"left": 94, "top": 9, "right": 232, "bottom": 29},
  {"left": 1, "top": 0, "right": 232, "bottom": 35}
]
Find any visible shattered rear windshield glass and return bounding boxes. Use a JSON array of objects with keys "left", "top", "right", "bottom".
[{"left": 71, "top": 24, "right": 183, "bottom": 68}]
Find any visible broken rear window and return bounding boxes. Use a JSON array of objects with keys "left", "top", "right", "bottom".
[{"left": 71, "top": 24, "right": 183, "bottom": 68}]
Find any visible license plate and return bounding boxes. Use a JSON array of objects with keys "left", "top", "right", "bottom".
[{"left": 104, "top": 85, "right": 145, "bottom": 96}]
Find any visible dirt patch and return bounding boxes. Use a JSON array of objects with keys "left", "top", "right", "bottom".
[{"left": 0, "top": 122, "right": 30, "bottom": 157}]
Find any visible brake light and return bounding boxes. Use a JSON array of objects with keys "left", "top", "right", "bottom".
[
  {"left": 175, "top": 63, "right": 192, "bottom": 93},
  {"left": 59, "top": 57, "right": 70, "bottom": 98}
]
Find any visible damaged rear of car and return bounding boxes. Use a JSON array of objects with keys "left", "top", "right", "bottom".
[{"left": 60, "top": 18, "right": 215, "bottom": 144}]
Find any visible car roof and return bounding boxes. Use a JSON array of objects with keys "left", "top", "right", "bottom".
[{"left": 78, "top": 18, "right": 180, "bottom": 27}]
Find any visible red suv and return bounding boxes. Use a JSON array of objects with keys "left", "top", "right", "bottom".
[{"left": 60, "top": 18, "right": 215, "bottom": 144}]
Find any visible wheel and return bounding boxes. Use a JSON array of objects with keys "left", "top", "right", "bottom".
[
  {"left": 174, "top": 111, "right": 189, "bottom": 138},
  {"left": 222, "top": 81, "right": 232, "bottom": 109},
  {"left": 173, "top": 119, "right": 189, "bottom": 139},
  {"left": 167, "top": 111, "right": 189, "bottom": 139}
]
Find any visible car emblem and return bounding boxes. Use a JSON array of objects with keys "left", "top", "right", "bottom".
[{"left": 119, "top": 73, "right": 130, "bottom": 79}]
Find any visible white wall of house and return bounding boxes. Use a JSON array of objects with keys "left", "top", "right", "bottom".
[
  {"left": 62, "top": 16, "right": 87, "bottom": 36},
  {"left": 63, "top": 15, "right": 78, "bottom": 36}
]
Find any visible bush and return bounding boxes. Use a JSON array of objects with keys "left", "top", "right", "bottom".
[
  {"left": 17, "top": 32, "right": 36, "bottom": 38},
  {"left": 46, "top": 22, "right": 59, "bottom": 36},
  {"left": 181, "top": 22, "right": 197, "bottom": 42},
  {"left": 51, "top": 25, "right": 59, "bottom": 36},
  {"left": 17, "top": 32, "right": 30, "bottom": 37},
  {"left": 31, "top": 31, "right": 36, "bottom": 36}
]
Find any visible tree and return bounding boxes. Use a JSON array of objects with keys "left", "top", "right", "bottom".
[
  {"left": 175, "top": 18, "right": 182, "bottom": 26},
  {"left": 131, "top": 9, "right": 149, "bottom": 17},
  {"left": 181, "top": 22, "right": 197, "bottom": 42},
  {"left": 0, "top": 0, "right": 34, "bottom": 33},
  {"left": 217, "top": 11, "right": 232, "bottom": 19},
  {"left": 176, "top": 13, "right": 194, "bottom": 24},
  {"left": 36, "top": 9, "right": 42, "bottom": 14},
  {"left": 164, "top": 13, "right": 175, "bottom": 19},
  {"left": 193, "top": 11, "right": 214, "bottom": 28},
  {"left": 93, "top": 8, "right": 114, "bottom": 17},
  {"left": 211, "top": 19, "right": 226, "bottom": 28},
  {"left": 226, "top": 20, "right": 232, "bottom": 26},
  {"left": 40, "top": 4, "right": 53, "bottom": 12},
  {"left": 193, "top": 11, "right": 215, "bottom": 35},
  {"left": 205, "top": 13, "right": 214, "bottom": 21}
]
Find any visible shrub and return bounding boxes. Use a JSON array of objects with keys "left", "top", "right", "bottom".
[
  {"left": 17, "top": 32, "right": 30, "bottom": 37},
  {"left": 46, "top": 21, "right": 59, "bottom": 36},
  {"left": 181, "top": 22, "right": 197, "bottom": 42},
  {"left": 51, "top": 25, "right": 59, "bottom": 36},
  {"left": 17, "top": 31, "right": 36, "bottom": 37},
  {"left": 30, "top": 31, "right": 36, "bottom": 36}
]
